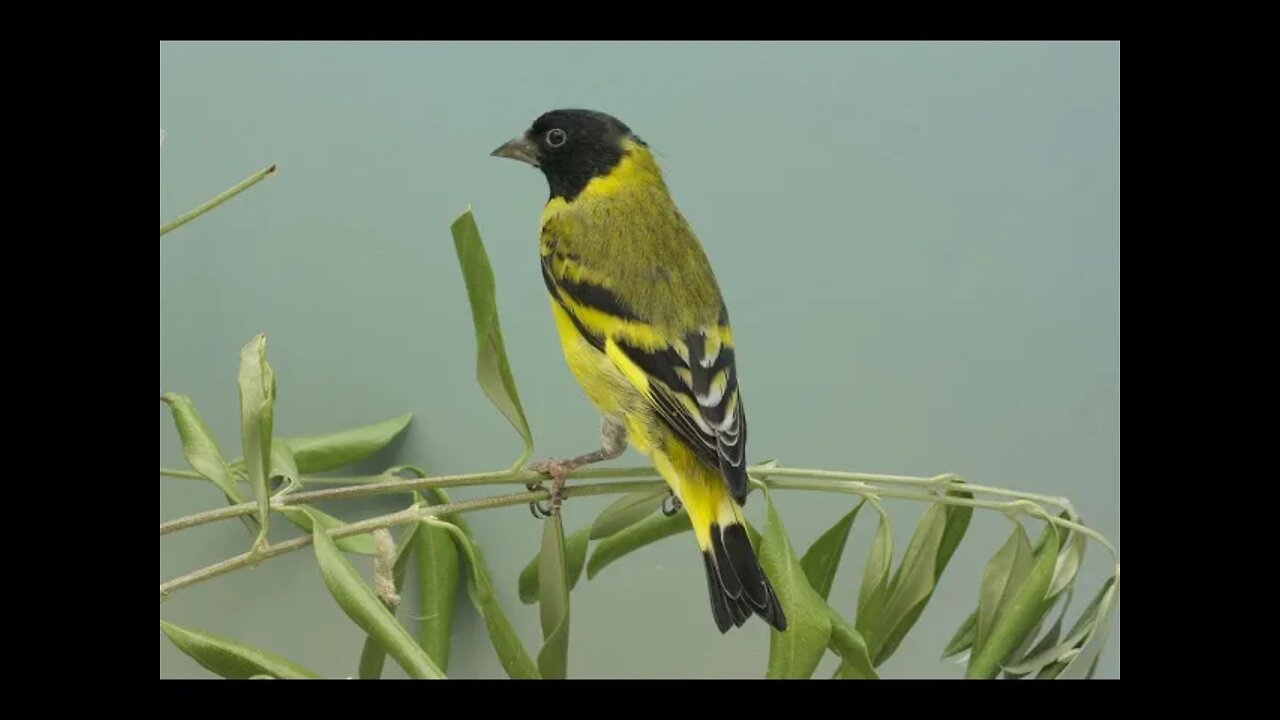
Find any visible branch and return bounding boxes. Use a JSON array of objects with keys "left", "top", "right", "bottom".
[
  {"left": 159, "top": 480, "right": 664, "bottom": 599},
  {"left": 160, "top": 163, "right": 277, "bottom": 237}
]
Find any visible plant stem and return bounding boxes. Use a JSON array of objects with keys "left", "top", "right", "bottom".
[
  {"left": 754, "top": 467, "right": 1073, "bottom": 512},
  {"left": 160, "top": 163, "right": 277, "bottom": 237},
  {"left": 160, "top": 468, "right": 203, "bottom": 480},
  {"left": 160, "top": 466, "right": 661, "bottom": 536},
  {"left": 160, "top": 480, "right": 663, "bottom": 598}
]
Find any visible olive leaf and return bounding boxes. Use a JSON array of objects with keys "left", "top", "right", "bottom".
[
  {"left": 450, "top": 208, "right": 532, "bottom": 467},
  {"left": 425, "top": 517, "right": 540, "bottom": 679},
  {"left": 519, "top": 527, "right": 590, "bottom": 604},
  {"left": 757, "top": 490, "right": 833, "bottom": 679},
  {"left": 537, "top": 514, "right": 572, "bottom": 679},
  {"left": 161, "top": 620, "right": 321, "bottom": 679},
  {"left": 586, "top": 507, "right": 691, "bottom": 580},
  {"left": 160, "top": 393, "right": 241, "bottom": 503},
  {"left": 1000, "top": 574, "right": 1117, "bottom": 679},
  {"left": 589, "top": 489, "right": 669, "bottom": 540},
  {"left": 799, "top": 501, "right": 864, "bottom": 601},
  {"left": 237, "top": 334, "right": 276, "bottom": 547},
  {"left": 414, "top": 490, "right": 460, "bottom": 672},
  {"left": 941, "top": 610, "right": 977, "bottom": 660},
  {"left": 826, "top": 609, "right": 878, "bottom": 679},
  {"left": 849, "top": 487, "right": 973, "bottom": 670},
  {"left": 855, "top": 498, "right": 893, "bottom": 635},
  {"left": 967, "top": 517, "right": 1059, "bottom": 678},
  {"left": 284, "top": 413, "right": 413, "bottom": 473},
  {"left": 311, "top": 521, "right": 444, "bottom": 679}
]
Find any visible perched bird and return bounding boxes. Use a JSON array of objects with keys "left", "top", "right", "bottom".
[{"left": 491, "top": 109, "right": 787, "bottom": 634}]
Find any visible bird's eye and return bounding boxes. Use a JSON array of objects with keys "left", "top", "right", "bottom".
[{"left": 546, "top": 128, "right": 567, "bottom": 147}]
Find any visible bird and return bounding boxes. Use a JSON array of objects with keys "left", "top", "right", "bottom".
[{"left": 490, "top": 109, "right": 787, "bottom": 634}]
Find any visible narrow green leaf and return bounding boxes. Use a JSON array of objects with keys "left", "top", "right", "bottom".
[
  {"left": 269, "top": 437, "right": 300, "bottom": 489},
  {"left": 586, "top": 507, "right": 691, "bottom": 580},
  {"left": 968, "top": 518, "right": 1059, "bottom": 678},
  {"left": 357, "top": 522, "right": 423, "bottom": 679},
  {"left": 160, "top": 393, "right": 242, "bottom": 503},
  {"left": 519, "top": 527, "right": 590, "bottom": 604},
  {"left": 279, "top": 506, "right": 378, "bottom": 556},
  {"left": 426, "top": 517, "right": 540, "bottom": 679},
  {"left": 237, "top": 334, "right": 276, "bottom": 547},
  {"left": 974, "top": 521, "right": 1036, "bottom": 665},
  {"left": 1001, "top": 587, "right": 1072, "bottom": 677},
  {"left": 1002, "top": 576, "right": 1113, "bottom": 676},
  {"left": 858, "top": 487, "right": 974, "bottom": 668},
  {"left": 589, "top": 490, "right": 669, "bottom": 539},
  {"left": 942, "top": 610, "right": 978, "bottom": 660},
  {"left": 414, "top": 494, "right": 460, "bottom": 673},
  {"left": 827, "top": 610, "right": 878, "bottom": 679},
  {"left": 758, "top": 491, "right": 833, "bottom": 679},
  {"left": 161, "top": 620, "right": 321, "bottom": 679},
  {"left": 536, "top": 515, "right": 572, "bottom": 679},
  {"left": 1058, "top": 574, "right": 1118, "bottom": 679},
  {"left": 800, "top": 501, "right": 863, "bottom": 602},
  {"left": 450, "top": 208, "right": 533, "bottom": 466},
  {"left": 855, "top": 499, "right": 893, "bottom": 635},
  {"left": 311, "top": 521, "right": 444, "bottom": 679},
  {"left": 1048, "top": 517, "right": 1087, "bottom": 601},
  {"left": 284, "top": 413, "right": 413, "bottom": 474}
]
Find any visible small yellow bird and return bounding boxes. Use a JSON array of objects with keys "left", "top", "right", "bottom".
[{"left": 491, "top": 109, "right": 787, "bottom": 634}]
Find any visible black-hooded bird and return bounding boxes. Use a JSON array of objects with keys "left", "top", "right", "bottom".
[{"left": 491, "top": 109, "right": 786, "bottom": 634}]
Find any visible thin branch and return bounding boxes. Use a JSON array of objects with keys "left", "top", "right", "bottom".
[
  {"left": 160, "top": 163, "right": 277, "bottom": 237},
  {"left": 160, "top": 468, "right": 203, "bottom": 480},
  {"left": 160, "top": 480, "right": 663, "bottom": 599}
]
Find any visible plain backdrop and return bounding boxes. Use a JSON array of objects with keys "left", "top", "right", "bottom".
[{"left": 160, "top": 40, "right": 1119, "bottom": 679}]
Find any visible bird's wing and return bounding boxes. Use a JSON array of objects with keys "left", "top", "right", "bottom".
[{"left": 541, "top": 246, "right": 749, "bottom": 504}]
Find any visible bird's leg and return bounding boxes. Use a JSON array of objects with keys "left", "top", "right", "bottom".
[{"left": 527, "top": 418, "right": 627, "bottom": 517}]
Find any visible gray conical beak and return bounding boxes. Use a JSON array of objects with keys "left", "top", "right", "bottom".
[{"left": 491, "top": 135, "right": 540, "bottom": 167}]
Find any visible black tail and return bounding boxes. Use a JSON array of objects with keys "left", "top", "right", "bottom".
[{"left": 701, "top": 521, "right": 787, "bottom": 633}]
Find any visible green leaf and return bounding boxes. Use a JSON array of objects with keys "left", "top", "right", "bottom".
[
  {"left": 426, "top": 517, "right": 540, "bottom": 679},
  {"left": 589, "top": 490, "right": 669, "bottom": 540},
  {"left": 1048, "top": 516, "right": 1087, "bottom": 601},
  {"left": 285, "top": 413, "right": 413, "bottom": 474},
  {"left": 450, "top": 208, "right": 533, "bottom": 467},
  {"left": 586, "top": 507, "right": 691, "bottom": 580},
  {"left": 414, "top": 494, "right": 460, "bottom": 673},
  {"left": 357, "top": 523, "right": 421, "bottom": 679},
  {"left": 269, "top": 437, "right": 300, "bottom": 489},
  {"left": 1001, "top": 587, "right": 1072, "bottom": 677},
  {"left": 519, "top": 526, "right": 590, "bottom": 604},
  {"left": 311, "top": 521, "right": 444, "bottom": 679},
  {"left": 800, "top": 501, "right": 863, "bottom": 602},
  {"left": 856, "top": 488, "right": 973, "bottom": 668},
  {"left": 942, "top": 610, "right": 978, "bottom": 660},
  {"left": 974, "top": 522, "right": 1035, "bottom": 661},
  {"left": 967, "top": 517, "right": 1059, "bottom": 678},
  {"left": 237, "top": 334, "right": 276, "bottom": 547},
  {"left": 536, "top": 515, "right": 572, "bottom": 679},
  {"left": 1057, "top": 573, "right": 1118, "bottom": 679},
  {"left": 855, "top": 499, "right": 893, "bottom": 633},
  {"left": 757, "top": 491, "right": 832, "bottom": 679},
  {"left": 279, "top": 506, "right": 378, "bottom": 556},
  {"left": 160, "top": 393, "right": 242, "bottom": 503},
  {"left": 1002, "top": 576, "right": 1114, "bottom": 677},
  {"left": 161, "top": 620, "right": 321, "bottom": 679},
  {"left": 827, "top": 609, "right": 878, "bottom": 679}
]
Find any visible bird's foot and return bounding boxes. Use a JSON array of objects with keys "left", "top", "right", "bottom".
[
  {"left": 525, "top": 458, "right": 578, "bottom": 518},
  {"left": 662, "top": 492, "right": 683, "bottom": 517}
]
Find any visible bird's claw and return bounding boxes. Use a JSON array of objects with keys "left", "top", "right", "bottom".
[
  {"left": 525, "top": 458, "right": 575, "bottom": 518},
  {"left": 662, "top": 493, "right": 683, "bottom": 517}
]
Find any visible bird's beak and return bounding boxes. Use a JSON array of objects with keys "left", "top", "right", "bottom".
[{"left": 490, "top": 135, "right": 540, "bottom": 167}]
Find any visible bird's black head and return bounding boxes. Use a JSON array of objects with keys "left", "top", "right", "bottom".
[{"left": 491, "top": 109, "right": 648, "bottom": 201}]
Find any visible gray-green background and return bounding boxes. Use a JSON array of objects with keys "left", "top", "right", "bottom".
[{"left": 160, "top": 41, "right": 1120, "bottom": 679}]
